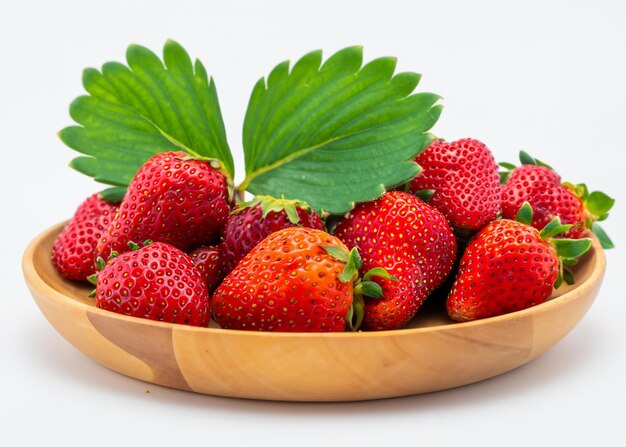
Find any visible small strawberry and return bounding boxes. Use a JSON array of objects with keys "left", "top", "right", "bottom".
[
  {"left": 219, "top": 195, "right": 324, "bottom": 274},
  {"left": 97, "top": 151, "right": 231, "bottom": 260},
  {"left": 446, "top": 203, "right": 593, "bottom": 322},
  {"left": 408, "top": 138, "right": 501, "bottom": 231},
  {"left": 93, "top": 241, "right": 210, "bottom": 327},
  {"left": 500, "top": 151, "right": 614, "bottom": 248},
  {"left": 334, "top": 191, "right": 457, "bottom": 330},
  {"left": 212, "top": 227, "right": 386, "bottom": 332},
  {"left": 189, "top": 245, "right": 223, "bottom": 292},
  {"left": 52, "top": 193, "right": 119, "bottom": 281}
]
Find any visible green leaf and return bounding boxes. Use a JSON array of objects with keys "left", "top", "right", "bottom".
[
  {"left": 357, "top": 280, "right": 384, "bottom": 298},
  {"left": 592, "top": 222, "right": 614, "bottom": 249},
  {"left": 240, "top": 47, "right": 441, "bottom": 214},
  {"left": 519, "top": 151, "right": 536, "bottom": 165},
  {"left": 99, "top": 187, "right": 126, "bottom": 203},
  {"left": 553, "top": 238, "right": 593, "bottom": 259},
  {"left": 322, "top": 245, "right": 350, "bottom": 263},
  {"left": 363, "top": 267, "right": 398, "bottom": 282},
  {"left": 414, "top": 189, "right": 435, "bottom": 203},
  {"left": 498, "top": 162, "right": 516, "bottom": 170},
  {"left": 554, "top": 270, "right": 563, "bottom": 289},
  {"left": 586, "top": 191, "right": 615, "bottom": 217},
  {"left": 87, "top": 274, "right": 98, "bottom": 285},
  {"left": 339, "top": 247, "right": 363, "bottom": 283},
  {"left": 515, "top": 202, "right": 533, "bottom": 225},
  {"left": 499, "top": 171, "right": 511, "bottom": 184},
  {"left": 347, "top": 294, "right": 365, "bottom": 331},
  {"left": 60, "top": 40, "right": 234, "bottom": 188},
  {"left": 539, "top": 217, "right": 571, "bottom": 239},
  {"left": 563, "top": 267, "right": 575, "bottom": 286}
]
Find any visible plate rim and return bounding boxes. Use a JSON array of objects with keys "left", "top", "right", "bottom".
[{"left": 23, "top": 220, "right": 606, "bottom": 339}]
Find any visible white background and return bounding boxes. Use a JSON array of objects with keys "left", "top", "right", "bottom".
[{"left": 1, "top": 0, "right": 625, "bottom": 445}]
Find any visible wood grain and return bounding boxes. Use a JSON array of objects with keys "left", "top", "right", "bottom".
[{"left": 22, "top": 221, "right": 606, "bottom": 401}]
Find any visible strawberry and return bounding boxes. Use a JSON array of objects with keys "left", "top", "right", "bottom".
[
  {"left": 212, "top": 227, "right": 360, "bottom": 332},
  {"left": 94, "top": 241, "right": 210, "bottom": 326},
  {"left": 219, "top": 195, "right": 324, "bottom": 274},
  {"left": 189, "top": 245, "right": 223, "bottom": 292},
  {"left": 446, "top": 203, "right": 592, "bottom": 322},
  {"left": 408, "top": 138, "right": 501, "bottom": 231},
  {"left": 52, "top": 193, "right": 119, "bottom": 281},
  {"left": 96, "top": 151, "right": 231, "bottom": 260},
  {"left": 334, "top": 191, "right": 457, "bottom": 330},
  {"left": 500, "top": 151, "right": 614, "bottom": 247}
]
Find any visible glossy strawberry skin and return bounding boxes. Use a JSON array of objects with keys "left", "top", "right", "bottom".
[
  {"left": 334, "top": 191, "right": 457, "bottom": 331},
  {"left": 220, "top": 205, "right": 324, "bottom": 274},
  {"left": 212, "top": 227, "right": 353, "bottom": 332},
  {"left": 189, "top": 245, "right": 223, "bottom": 292},
  {"left": 97, "top": 152, "right": 230, "bottom": 259},
  {"left": 501, "top": 165, "right": 589, "bottom": 239},
  {"left": 409, "top": 139, "right": 501, "bottom": 230},
  {"left": 52, "top": 193, "right": 118, "bottom": 281},
  {"left": 95, "top": 242, "right": 210, "bottom": 327},
  {"left": 446, "top": 219, "right": 559, "bottom": 322}
]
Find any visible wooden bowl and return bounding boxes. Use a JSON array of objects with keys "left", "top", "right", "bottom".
[{"left": 23, "top": 222, "right": 606, "bottom": 402}]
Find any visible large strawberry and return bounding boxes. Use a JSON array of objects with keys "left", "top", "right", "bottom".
[
  {"left": 500, "top": 151, "right": 614, "bottom": 247},
  {"left": 52, "top": 193, "right": 119, "bottom": 281},
  {"left": 446, "top": 203, "right": 592, "bottom": 322},
  {"left": 212, "top": 227, "right": 385, "bottom": 332},
  {"left": 94, "top": 241, "right": 210, "bottom": 326},
  {"left": 408, "top": 138, "right": 501, "bottom": 231},
  {"left": 97, "top": 151, "right": 231, "bottom": 259},
  {"left": 219, "top": 195, "right": 324, "bottom": 274},
  {"left": 334, "top": 191, "right": 457, "bottom": 330}
]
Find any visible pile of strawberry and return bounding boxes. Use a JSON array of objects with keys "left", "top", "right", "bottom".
[{"left": 52, "top": 140, "right": 613, "bottom": 331}]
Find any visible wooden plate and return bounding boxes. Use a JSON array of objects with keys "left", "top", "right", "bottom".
[{"left": 23, "top": 222, "right": 606, "bottom": 402}]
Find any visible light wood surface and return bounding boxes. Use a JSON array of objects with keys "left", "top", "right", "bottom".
[{"left": 22, "top": 222, "right": 606, "bottom": 401}]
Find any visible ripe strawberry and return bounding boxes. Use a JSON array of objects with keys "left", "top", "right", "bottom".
[
  {"left": 334, "top": 191, "right": 457, "bottom": 330},
  {"left": 446, "top": 203, "right": 592, "bottom": 322},
  {"left": 500, "top": 151, "right": 614, "bottom": 247},
  {"left": 189, "top": 245, "right": 223, "bottom": 292},
  {"left": 94, "top": 242, "right": 210, "bottom": 326},
  {"left": 212, "top": 227, "right": 355, "bottom": 332},
  {"left": 52, "top": 193, "right": 118, "bottom": 281},
  {"left": 97, "top": 151, "right": 231, "bottom": 260},
  {"left": 408, "top": 138, "right": 501, "bottom": 231},
  {"left": 220, "top": 195, "right": 324, "bottom": 274}
]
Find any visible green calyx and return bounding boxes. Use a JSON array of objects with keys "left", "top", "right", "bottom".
[
  {"left": 516, "top": 202, "right": 593, "bottom": 289},
  {"left": 231, "top": 195, "right": 317, "bottom": 225},
  {"left": 543, "top": 219, "right": 592, "bottom": 289},
  {"left": 515, "top": 202, "right": 534, "bottom": 225},
  {"left": 322, "top": 245, "right": 398, "bottom": 331},
  {"left": 502, "top": 152, "right": 615, "bottom": 250},
  {"left": 563, "top": 182, "right": 615, "bottom": 249},
  {"left": 99, "top": 187, "right": 127, "bottom": 204},
  {"left": 412, "top": 189, "right": 435, "bottom": 203},
  {"left": 87, "top": 240, "right": 151, "bottom": 297},
  {"left": 499, "top": 150, "right": 553, "bottom": 184}
]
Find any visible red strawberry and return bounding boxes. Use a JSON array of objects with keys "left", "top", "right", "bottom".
[
  {"left": 97, "top": 151, "right": 231, "bottom": 259},
  {"left": 52, "top": 193, "right": 118, "bottom": 281},
  {"left": 220, "top": 195, "right": 324, "bottom": 274},
  {"left": 334, "top": 191, "right": 457, "bottom": 330},
  {"left": 409, "top": 138, "right": 501, "bottom": 231},
  {"left": 189, "top": 245, "right": 223, "bottom": 292},
  {"left": 212, "top": 227, "right": 355, "bottom": 332},
  {"left": 446, "top": 204, "right": 592, "bottom": 321},
  {"left": 500, "top": 151, "right": 614, "bottom": 247},
  {"left": 94, "top": 242, "right": 210, "bottom": 326}
]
